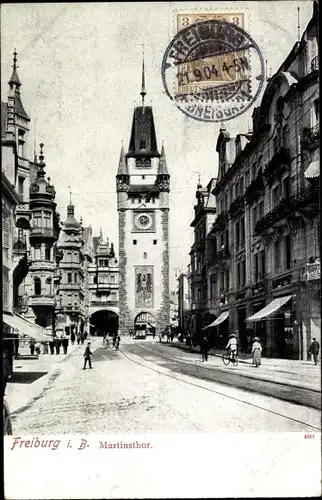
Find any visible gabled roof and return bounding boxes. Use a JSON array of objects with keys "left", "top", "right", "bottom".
[{"left": 127, "top": 106, "right": 160, "bottom": 158}]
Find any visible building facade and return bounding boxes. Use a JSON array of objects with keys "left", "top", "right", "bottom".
[
  {"left": 116, "top": 63, "right": 170, "bottom": 336},
  {"left": 205, "top": 3, "right": 319, "bottom": 359},
  {"left": 56, "top": 200, "right": 85, "bottom": 335},
  {"left": 88, "top": 231, "right": 119, "bottom": 336},
  {"left": 189, "top": 178, "right": 217, "bottom": 343}
]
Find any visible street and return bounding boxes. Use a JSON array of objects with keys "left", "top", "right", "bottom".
[{"left": 11, "top": 337, "right": 321, "bottom": 434}]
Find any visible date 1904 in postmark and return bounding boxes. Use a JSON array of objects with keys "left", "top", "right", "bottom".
[{"left": 161, "top": 18, "right": 265, "bottom": 123}]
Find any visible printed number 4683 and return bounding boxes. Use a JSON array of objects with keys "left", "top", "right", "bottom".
[{"left": 304, "top": 434, "right": 315, "bottom": 439}]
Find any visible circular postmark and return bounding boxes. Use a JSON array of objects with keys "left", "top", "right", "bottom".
[{"left": 161, "top": 19, "right": 265, "bottom": 123}]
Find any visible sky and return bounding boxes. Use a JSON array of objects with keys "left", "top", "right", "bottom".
[{"left": 1, "top": 1, "right": 313, "bottom": 290}]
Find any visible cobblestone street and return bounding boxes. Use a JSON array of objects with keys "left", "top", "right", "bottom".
[{"left": 11, "top": 338, "right": 320, "bottom": 434}]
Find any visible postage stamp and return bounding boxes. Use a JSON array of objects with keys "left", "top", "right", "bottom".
[
  {"left": 162, "top": 18, "right": 264, "bottom": 123},
  {"left": 176, "top": 12, "right": 245, "bottom": 32}
]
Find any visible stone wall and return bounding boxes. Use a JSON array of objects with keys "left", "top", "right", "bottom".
[
  {"left": 118, "top": 210, "right": 132, "bottom": 335},
  {"left": 156, "top": 209, "right": 170, "bottom": 330}
]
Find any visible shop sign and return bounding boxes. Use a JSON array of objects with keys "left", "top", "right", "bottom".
[{"left": 306, "top": 262, "right": 321, "bottom": 281}]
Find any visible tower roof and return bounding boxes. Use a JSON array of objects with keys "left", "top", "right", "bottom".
[
  {"left": 117, "top": 142, "right": 128, "bottom": 175},
  {"left": 8, "top": 49, "right": 29, "bottom": 121},
  {"left": 157, "top": 142, "right": 169, "bottom": 175},
  {"left": 127, "top": 106, "right": 160, "bottom": 158},
  {"left": 63, "top": 187, "right": 80, "bottom": 231},
  {"left": 30, "top": 144, "right": 56, "bottom": 198}
]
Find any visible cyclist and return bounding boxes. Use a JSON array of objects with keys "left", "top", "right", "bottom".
[{"left": 225, "top": 333, "right": 238, "bottom": 361}]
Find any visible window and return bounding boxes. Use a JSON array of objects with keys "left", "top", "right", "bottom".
[
  {"left": 34, "top": 277, "right": 41, "bottom": 296},
  {"left": 139, "top": 139, "right": 146, "bottom": 150},
  {"left": 133, "top": 240, "right": 137, "bottom": 245},
  {"left": 283, "top": 177, "right": 290, "bottom": 199},
  {"left": 253, "top": 206, "right": 258, "bottom": 229},
  {"left": 235, "top": 221, "right": 240, "bottom": 250},
  {"left": 152, "top": 198, "right": 155, "bottom": 204},
  {"left": 236, "top": 263, "right": 240, "bottom": 289},
  {"left": 67, "top": 294, "right": 72, "bottom": 305},
  {"left": 240, "top": 217, "right": 245, "bottom": 245},
  {"left": 66, "top": 252, "right": 72, "bottom": 262},
  {"left": 45, "top": 246, "right": 51, "bottom": 261},
  {"left": 285, "top": 234, "right": 291, "bottom": 270},
  {"left": 44, "top": 211, "right": 51, "bottom": 228},
  {"left": 18, "top": 129, "right": 25, "bottom": 157},
  {"left": 110, "top": 275, "right": 115, "bottom": 283},
  {"left": 142, "top": 175, "right": 145, "bottom": 180},
  {"left": 245, "top": 170, "right": 250, "bottom": 188},
  {"left": 241, "top": 261, "right": 246, "bottom": 287},
  {"left": 67, "top": 272, "right": 72, "bottom": 284},
  {"left": 254, "top": 253, "right": 259, "bottom": 282},
  {"left": 75, "top": 273, "right": 78, "bottom": 283},
  {"left": 313, "top": 99, "right": 319, "bottom": 125},
  {"left": 99, "top": 259, "right": 105, "bottom": 266},
  {"left": 153, "top": 240, "right": 157, "bottom": 245},
  {"left": 18, "top": 176, "right": 24, "bottom": 195},
  {"left": 34, "top": 245, "right": 41, "bottom": 260},
  {"left": 3, "top": 268, "right": 9, "bottom": 308},
  {"left": 260, "top": 250, "right": 266, "bottom": 277},
  {"left": 46, "top": 277, "right": 52, "bottom": 295},
  {"left": 272, "top": 185, "right": 280, "bottom": 208},
  {"left": 274, "top": 240, "right": 281, "bottom": 273},
  {"left": 225, "top": 269, "right": 230, "bottom": 291},
  {"left": 33, "top": 211, "right": 42, "bottom": 228}
]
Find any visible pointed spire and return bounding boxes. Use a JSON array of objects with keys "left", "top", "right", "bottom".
[
  {"left": 100, "top": 227, "right": 103, "bottom": 241},
  {"left": 8, "top": 48, "right": 21, "bottom": 87},
  {"left": 117, "top": 141, "right": 129, "bottom": 175},
  {"left": 37, "top": 143, "right": 46, "bottom": 178},
  {"left": 34, "top": 117, "right": 37, "bottom": 162},
  {"left": 157, "top": 141, "right": 169, "bottom": 175},
  {"left": 140, "top": 44, "right": 146, "bottom": 106},
  {"left": 68, "top": 185, "right": 73, "bottom": 206}
]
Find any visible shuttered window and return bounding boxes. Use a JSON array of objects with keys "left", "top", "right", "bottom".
[{"left": 2, "top": 267, "right": 9, "bottom": 309}]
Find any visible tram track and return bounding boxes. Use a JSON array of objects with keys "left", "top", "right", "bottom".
[{"left": 119, "top": 343, "right": 321, "bottom": 431}]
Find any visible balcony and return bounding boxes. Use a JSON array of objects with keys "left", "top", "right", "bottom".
[
  {"left": 263, "top": 147, "right": 290, "bottom": 183},
  {"left": 17, "top": 156, "right": 29, "bottom": 168},
  {"left": 59, "top": 283, "right": 82, "bottom": 291},
  {"left": 272, "top": 271, "right": 292, "bottom": 290},
  {"left": 228, "top": 195, "right": 245, "bottom": 218},
  {"left": 254, "top": 185, "right": 319, "bottom": 234},
  {"left": 311, "top": 56, "right": 318, "bottom": 72},
  {"left": 15, "top": 202, "right": 31, "bottom": 220},
  {"left": 30, "top": 227, "right": 59, "bottom": 240},
  {"left": 212, "top": 211, "right": 228, "bottom": 232},
  {"left": 29, "top": 295, "right": 55, "bottom": 307},
  {"left": 90, "top": 300, "right": 118, "bottom": 308},
  {"left": 245, "top": 174, "right": 265, "bottom": 205},
  {"left": 30, "top": 261, "right": 56, "bottom": 271},
  {"left": 301, "top": 124, "right": 319, "bottom": 149}
]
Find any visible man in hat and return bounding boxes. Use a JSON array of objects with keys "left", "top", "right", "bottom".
[
  {"left": 225, "top": 333, "right": 238, "bottom": 361},
  {"left": 308, "top": 338, "right": 320, "bottom": 365},
  {"left": 83, "top": 342, "right": 93, "bottom": 370}
]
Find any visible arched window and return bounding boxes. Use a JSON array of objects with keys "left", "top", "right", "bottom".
[
  {"left": 46, "top": 277, "right": 52, "bottom": 295},
  {"left": 34, "top": 277, "right": 41, "bottom": 296}
]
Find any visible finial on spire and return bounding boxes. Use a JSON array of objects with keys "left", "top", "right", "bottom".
[
  {"left": 33, "top": 117, "right": 37, "bottom": 162},
  {"left": 12, "top": 48, "right": 18, "bottom": 70},
  {"left": 297, "top": 7, "right": 301, "bottom": 42},
  {"left": 100, "top": 227, "right": 103, "bottom": 241},
  {"left": 39, "top": 143, "right": 44, "bottom": 164},
  {"left": 68, "top": 185, "right": 72, "bottom": 205},
  {"left": 140, "top": 44, "right": 146, "bottom": 106}
]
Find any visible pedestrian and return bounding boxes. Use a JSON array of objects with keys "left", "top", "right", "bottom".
[
  {"left": 308, "top": 338, "right": 320, "bottom": 365},
  {"left": 152, "top": 329, "right": 155, "bottom": 340},
  {"left": 55, "top": 337, "right": 61, "bottom": 355},
  {"left": 251, "top": 337, "right": 262, "bottom": 367},
  {"left": 62, "top": 337, "right": 69, "bottom": 355},
  {"left": 112, "top": 334, "right": 116, "bottom": 348},
  {"left": 77, "top": 334, "right": 80, "bottom": 345},
  {"left": 170, "top": 330, "right": 174, "bottom": 343},
  {"left": 35, "top": 342, "right": 41, "bottom": 355},
  {"left": 29, "top": 339, "right": 36, "bottom": 355},
  {"left": 83, "top": 342, "right": 93, "bottom": 370},
  {"left": 84, "top": 331, "right": 88, "bottom": 340},
  {"left": 115, "top": 334, "right": 121, "bottom": 350},
  {"left": 70, "top": 331, "right": 75, "bottom": 346},
  {"left": 80, "top": 333, "right": 85, "bottom": 345},
  {"left": 201, "top": 335, "right": 210, "bottom": 362}
]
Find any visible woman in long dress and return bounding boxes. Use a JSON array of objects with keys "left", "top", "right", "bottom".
[{"left": 252, "top": 337, "right": 262, "bottom": 367}]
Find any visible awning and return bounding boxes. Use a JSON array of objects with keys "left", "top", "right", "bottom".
[
  {"left": 246, "top": 295, "right": 292, "bottom": 322},
  {"left": 202, "top": 311, "right": 229, "bottom": 330},
  {"left": 2, "top": 312, "right": 48, "bottom": 342},
  {"left": 305, "top": 160, "right": 320, "bottom": 179}
]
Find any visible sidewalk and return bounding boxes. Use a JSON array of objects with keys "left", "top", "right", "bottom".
[
  {"left": 149, "top": 339, "right": 321, "bottom": 393},
  {"left": 5, "top": 336, "right": 101, "bottom": 414}
]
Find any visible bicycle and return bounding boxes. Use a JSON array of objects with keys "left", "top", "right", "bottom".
[
  {"left": 222, "top": 350, "right": 239, "bottom": 367},
  {"left": 102, "top": 338, "right": 110, "bottom": 349}
]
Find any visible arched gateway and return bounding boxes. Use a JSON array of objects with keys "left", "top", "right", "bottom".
[
  {"left": 90, "top": 309, "right": 119, "bottom": 336},
  {"left": 134, "top": 311, "right": 155, "bottom": 336}
]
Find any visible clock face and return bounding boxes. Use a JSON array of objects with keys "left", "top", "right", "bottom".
[{"left": 134, "top": 213, "right": 153, "bottom": 230}]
